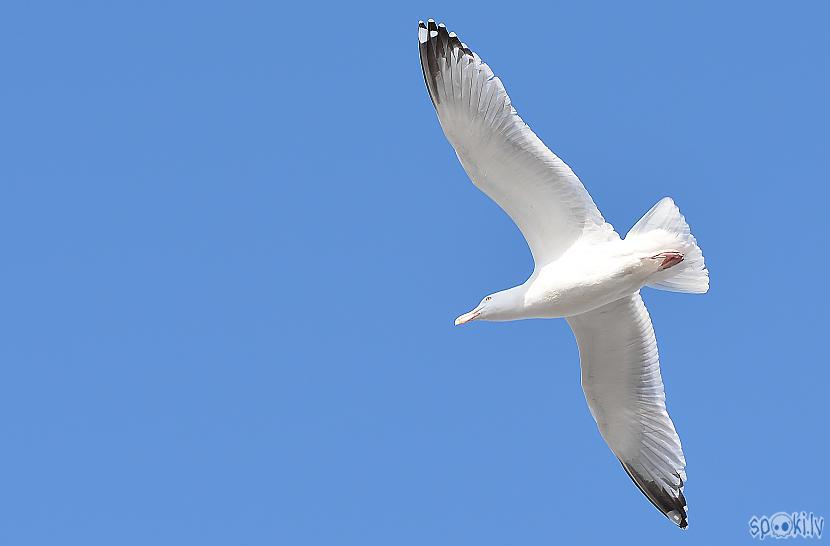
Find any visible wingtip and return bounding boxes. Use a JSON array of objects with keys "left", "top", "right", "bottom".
[
  {"left": 417, "top": 19, "right": 481, "bottom": 111},
  {"left": 668, "top": 509, "right": 689, "bottom": 529},
  {"left": 619, "top": 460, "right": 688, "bottom": 529},
  {"left": 417, "top": 19, "right": 473, "bottom": 56}
]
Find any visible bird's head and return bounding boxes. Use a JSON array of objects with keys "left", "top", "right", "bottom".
[{"left": 454, "top": 288, "right": 524, "bottom": 325}]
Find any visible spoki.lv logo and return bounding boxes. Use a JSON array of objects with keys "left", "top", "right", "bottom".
[{"left": 749, "top": 512, "right": 824, "bottom": 540}]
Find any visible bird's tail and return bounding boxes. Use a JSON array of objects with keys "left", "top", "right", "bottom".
[{"left": 626, "top": 197, "right": 709, "bottom": 294}]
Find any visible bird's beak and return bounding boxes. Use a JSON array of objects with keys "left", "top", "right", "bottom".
[{"left": 454, "top": 306, "right": 482, "bottom": 326}]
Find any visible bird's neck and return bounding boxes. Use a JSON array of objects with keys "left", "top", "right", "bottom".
[{"left": 487, "top": 285, "right": 530, "bottom": 322}]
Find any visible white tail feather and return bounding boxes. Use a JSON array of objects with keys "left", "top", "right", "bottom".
[{"left": 627, "top": 197, "right": 709, "bottom": 294}]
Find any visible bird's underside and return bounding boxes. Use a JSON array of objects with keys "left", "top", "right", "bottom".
[{"left": 418, "top": 19, "right": 709, "bottom": 529}]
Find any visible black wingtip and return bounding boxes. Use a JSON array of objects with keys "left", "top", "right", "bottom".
[
  {"left": 417, "top": 20, "right": 474, "bottom": 59},
  {"left": 448, "top": 31, "right": 462, "bottom": 48},
  {"left": 417, "top": 19, "right": 478, "bottom": 111},
  {"left": 619, "top": 460, "right": 688, "bottom": 529},
  {"left": 437, "top": 23, "right": 449, "bottom": 39}
]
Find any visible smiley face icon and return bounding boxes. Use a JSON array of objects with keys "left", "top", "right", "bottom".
[{"left": 770, "top": 512, "right": 792, "bottom": 538}]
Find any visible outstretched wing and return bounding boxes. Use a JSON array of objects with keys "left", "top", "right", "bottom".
[
  {"left": 418, "top": 20, "right": 617, "bottom": 266},
  {"left": 567, "top": 293, "right": 689, "bottom": 528}
]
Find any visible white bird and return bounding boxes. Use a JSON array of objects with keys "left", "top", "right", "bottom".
[{"left": 418, "top": 20, "right": 709, "bottom": 529}]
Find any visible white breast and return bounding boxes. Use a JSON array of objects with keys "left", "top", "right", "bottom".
[{"left": 523, "top": 241, "right": 656, "bottom": 318}]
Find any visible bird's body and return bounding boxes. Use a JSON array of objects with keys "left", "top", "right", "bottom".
[
  {"left": 418, "top": 19, "right": 709, "bottom": 529},
  {"left": 505, "top": 238, "right": 679, "bottom": 320}
]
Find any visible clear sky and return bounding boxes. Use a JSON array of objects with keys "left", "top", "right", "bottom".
[{"left": 2, "top": 1, "right": 828, "bottom": 544}]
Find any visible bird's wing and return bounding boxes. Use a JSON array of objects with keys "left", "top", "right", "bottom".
[
  {"left": 418, "top": 20, "right": 618, "bottom": 266},
  {"left": 566, "top": 293, "right": 688, "bottom": 528}
]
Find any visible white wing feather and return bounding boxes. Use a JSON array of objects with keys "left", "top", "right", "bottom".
[
  {"left": 418, "top": 21, "right": 617, "bottom": 266},
  {"left": 567, "top": 293, "right": 689, "bottom": 528}
]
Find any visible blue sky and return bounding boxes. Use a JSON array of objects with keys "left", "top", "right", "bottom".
[{"left": 2, "top": 1, "right": 828, "bottom": 544}]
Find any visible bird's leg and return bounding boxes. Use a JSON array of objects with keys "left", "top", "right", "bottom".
[{"left": 653, "top": 251, "right": 684, "bottom": 271}]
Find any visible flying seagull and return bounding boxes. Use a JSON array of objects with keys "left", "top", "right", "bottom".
[{"left": 418, "top": 20, "right": 709, "bottom": 529}]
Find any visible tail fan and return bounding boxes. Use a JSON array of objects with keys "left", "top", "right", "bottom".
[{"left": 627, "top": 198, "right": 709, "bottom": 294}]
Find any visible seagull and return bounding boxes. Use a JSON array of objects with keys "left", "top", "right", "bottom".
[{"left": 418, "top": 20, "right": 709, "bottom": 529}]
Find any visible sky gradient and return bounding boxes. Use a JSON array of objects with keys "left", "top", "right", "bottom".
[{"left": 2, "top": 1, "right": 828, "bottom": 544}]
